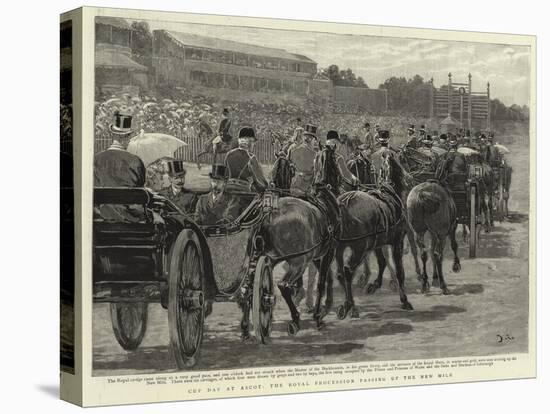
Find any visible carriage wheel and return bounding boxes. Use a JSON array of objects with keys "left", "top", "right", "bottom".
[
  {"left": 168, "top": 229, "right": 206, "bottom": 369},
  {"left": 252, "top": 256, "right": 275, "bottom": 344},
  {"left": 110, "top": 302, "right": 148, "bottom": 351},
  {"left": 469, "top": 184, "right": 477, "bottom": 259}
]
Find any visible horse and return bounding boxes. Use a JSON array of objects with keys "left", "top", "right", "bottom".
[
  {"left": 407, "top": 171, "right": 461, "bottom": 295},
  {"left": 256, "top": 187, "right": 336, "bottom": 335},
  {"left": 196, "top": 135, "right": 238, "bottom": 169},
  {"left": 270, "top": 148, "right": 295, "bottom": 193},
  {"left": 319, "top": 151, "right": 415, "bottom": 321}
]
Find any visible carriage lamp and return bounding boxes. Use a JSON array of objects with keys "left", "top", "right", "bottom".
[{"left": 262, "top": 192, "right": 278, "bottom": 212}]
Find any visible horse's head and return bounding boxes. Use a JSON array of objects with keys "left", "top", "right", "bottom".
[
  {"left": 270, "top": 155, "right": 294, "bottom": 191},
  {"left": 318, "top": 146, "right": 340, "bottom": 195},
  {"left": 380, "top": 153, "right": 414, "bottom": 195}
]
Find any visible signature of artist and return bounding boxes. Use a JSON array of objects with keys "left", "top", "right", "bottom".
[{"left": 496, "top": 334, "right": 514, "bottom": 343}]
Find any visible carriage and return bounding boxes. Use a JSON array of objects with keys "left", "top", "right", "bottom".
[{"left": 93, "top": 187, "right": 275, "bottom": 369}]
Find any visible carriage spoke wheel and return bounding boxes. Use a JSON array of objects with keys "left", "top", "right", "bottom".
[
  {"left": 110, "top": 302, "right": 148, "bottom": 351},
  {"left": 168, "top": 230, "right": 206, "bottom": 369},
  {"left": 252, "top": 256, "right": 275, "bottom": 344}
]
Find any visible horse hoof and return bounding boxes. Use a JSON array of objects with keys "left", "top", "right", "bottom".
[
  {"left": 287, "top": 321, "right": 300, "bottom": 336},
  {"left": 241, "top": 332, "right": 252, "bottom": 342},
  {"left": 336, "top": 305, "right": 347, "bottom": 320},
  {"left": 389, "top": 280, "right": 399, "bottom": 292},
  {"left": 421, "top": 282, "right": 430, "bottom": 294},
  {"left": 350, "top": 308, "right": 360, "bottom": 319},
  {"left": 402, "top": 302, "right": 414, "bottom": 311},
  {"left": 366, "top": 283, "right": 378, "bottom": 295},
  {"left": 452, "top": 262, "right": 461, "bottom": 273},
  {"left": 441, "top": 287, "right": 451, "bottom": 295}
]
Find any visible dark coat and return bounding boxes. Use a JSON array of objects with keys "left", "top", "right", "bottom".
[
  {"left": 218, "top": 117, "right": 232, "bottom": 142},
  {"left": 158, "top": 186, "right": 198, "bottom": 215},
  {"left": 94, "top": 147, "right": 146, "bottom": 187},
  {"left": 224, "top": 148, "right": 268, "bottom": 192},
  {"left": 194, "top": 191, "right": 240, "bottom": 225}
]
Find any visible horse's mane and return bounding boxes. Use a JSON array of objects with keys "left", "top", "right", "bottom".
[
  {"left": 318, "top": 146, "right": 340, "bottom": 194},
  {"left": 271, "top": 155, "right": 294, "bottom": 190},
  {"left": 386, "top": 154, "right": 413, "bottom": 195}
]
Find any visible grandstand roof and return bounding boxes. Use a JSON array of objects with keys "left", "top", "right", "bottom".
[
  {"left": 95, "top": 16, "right": 131, "bottom": 30},
  {"left": 95, "top": 47, "right": 148, "bottom": 71},
  {"left": 159, "top": 30, "right": 316, "bottom": 64}
]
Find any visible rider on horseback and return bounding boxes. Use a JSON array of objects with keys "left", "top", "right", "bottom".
[
  {"left": 211, "top": 108, "right": 233, "bottom": 152},
  {"left": 224, "top": 126, "right": 269, "bottom": 212}
]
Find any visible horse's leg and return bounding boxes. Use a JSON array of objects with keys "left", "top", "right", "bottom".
[
  {"left": 450, "top": 220, "right": 461, "bottom": 273},
  {"left": 406, "top": 226, "right": 422, "bottom": 279},
  {"left": 430, "top": 233, "right": 439, "bottom": 288},
  {"left": 277, "top": 258, "right": 307, "bottom": 336},
  {"left": 383, "top": 245, "right": 400, "bottom": 292},
  {"left": 393, "top": 234, "right": 413, "bottom": 310},
  {"left": 336, "top": 246, "right": 357, "bottom": 320},
  {"left": 314, "top": 251, "right": 334, "bottom": 329},
  {"left": 366, "top": 248, "right": 386, "bottom": 294},
  {"left": 416, "top": 231, "right": 430, "bottom": 293},
  {"left": 433, "top": 236, "right": 450, "bottom": 295},
  {"left": 358, "top": 252, "right": 371, "bottom": 288},
  {"left": 462, "top": 224, "right": 469, "bottom": 243},
  {"left": 305, "top": 262, "right": 318, "bottom": 313},
  {"left": 238, "top": 287, "right": 252, "bottom": 341}
]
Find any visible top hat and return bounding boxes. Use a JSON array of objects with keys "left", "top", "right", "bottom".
[
  {"left": 364, "top": 122, "right": 371, "bottom": 128},
  {"left": 439, "top": 133, "right": 448, "bottom": 141},
  {"left": 422, "top": 135, "right": 434, "bottom": 146},
  {"left": 304, "top": 124, "right": 318, "bottom": 137},
  {"left": 110, "top": 110, "right": 133, "bottom": 135},
  {"left": 407, "top": 124, "right": 415, "bottom": 132},
  {"left": 209, "top": 164, "right": 229, "bottom": 180},
  {"left": 326, "top": 130, "right": 340, "bottom": 143},
  {"left": 222, "top": 108, "right": 229, "bottom": 115},
  {"left": 449, "top": 136, "right": 459, "bottom": 146},
  {"left": 238, "top": 126, "right": 257, "bottom": 141},
  {"left": 377, "top": 129, "right": 390, "bottom": 144},
  {"left": 166, "top": 160, "right": 186, "bottom": 177}
]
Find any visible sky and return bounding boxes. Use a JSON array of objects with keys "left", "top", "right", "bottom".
[{"left": 143, "top": 19, "right": 531, "bottom": 107}]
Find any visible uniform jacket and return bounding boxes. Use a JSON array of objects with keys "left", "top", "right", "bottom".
[
  {"left": 193, "top": 191, "right": 240, "bottom": 225},
  {"left": 158, "top": 186, "right": 198, "bottom": 215},
  {"left": 288, "top": 143, "right": 316, "bottom": 193},
  {"left": 370, "top": 146, "right": 398, "bottom": 179},
  {"left": 218, "top": 117, "right": 232, "bottom": 142},
  {"left": 224, "top": 147, "right": 268, "bottom": 192}
]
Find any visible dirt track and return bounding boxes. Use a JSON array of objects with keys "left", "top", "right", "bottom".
[{"left": 92, "top": 143, "right": 530, "bottom": 376}]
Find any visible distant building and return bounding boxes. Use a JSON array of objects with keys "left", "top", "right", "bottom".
[
  {"left": 95, "top": 17, "right": 148, "bottom": 95},
  {"left": 152, "top": 30, "right": 317, "bottom": 97}
]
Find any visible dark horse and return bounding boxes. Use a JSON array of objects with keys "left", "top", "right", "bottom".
[
  {"left": 258, "top": 189, "right": 335, "bottom": 334},
  {"left": 324, "top": 152, "right": 415, "bottom": 319},
  {"left": 407, "top": 168, "right": 462, "bottom": 295},
  {"left": 270, "top": 151, "right": 295, "bottom": 192}
]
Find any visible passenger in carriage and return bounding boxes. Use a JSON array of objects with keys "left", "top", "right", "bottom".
[
  {"left": 193, "top": 164, "right": 240, "bottom": 225},
  {"left": 370, "top": 129, "right": 400, "bottom": 183},
  {"left": 417, "top": 134, "right": 440, "bottom": 170},
  {"left": 437, "top": 135, "right": 468, "bottom": 188},
  {"left": 157, "top": 160, "right": 198, "bottom": 215},
  {"left": 404, "top": 124, "right": 418, "bottom": 150},
  {"left": 434, "top": 133, "right": 450, "bottom": 151}
]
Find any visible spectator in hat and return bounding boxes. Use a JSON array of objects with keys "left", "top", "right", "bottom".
[
  {"left": 417, "top": 134, "right": 440, "bottom": 170},
  {"left": 194, "top": 164, "right": 240, "bottom": 225},
  {"left": 288, "top": 124, "right": 317, "bottom": 195},
  {"left": 437, "top": 135, "right": 468, "bottom": 188},
  {"left": 370, "top": 129, "right": 399, "bottom": 182},
  {"left": 158, "top": 160, "right": 198, "bottom": 215},
  {"left": 434, "top": 133, "right": 450, "bottom": 151}
]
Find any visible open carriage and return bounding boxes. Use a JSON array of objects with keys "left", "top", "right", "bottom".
[{"left": 93, "top": 187, "right": 275, "bottom": 370}]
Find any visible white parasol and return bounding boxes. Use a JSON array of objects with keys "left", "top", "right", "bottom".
[
  {"left": 494, "top": 144, "right": 510, "bottom": 154},
  {"left": 127, "top": 132, "right": 187, "bottom": 166},
  {"left": 457, "top": 147, "right": 479, "bottom": 156}
]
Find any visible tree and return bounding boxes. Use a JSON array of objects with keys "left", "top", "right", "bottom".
[
  {"left": 130, "top": 21, "right": 153, "bottom": 65},
  {"left": 318, "top": 65, "right": 369, "bottom": 88}
]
